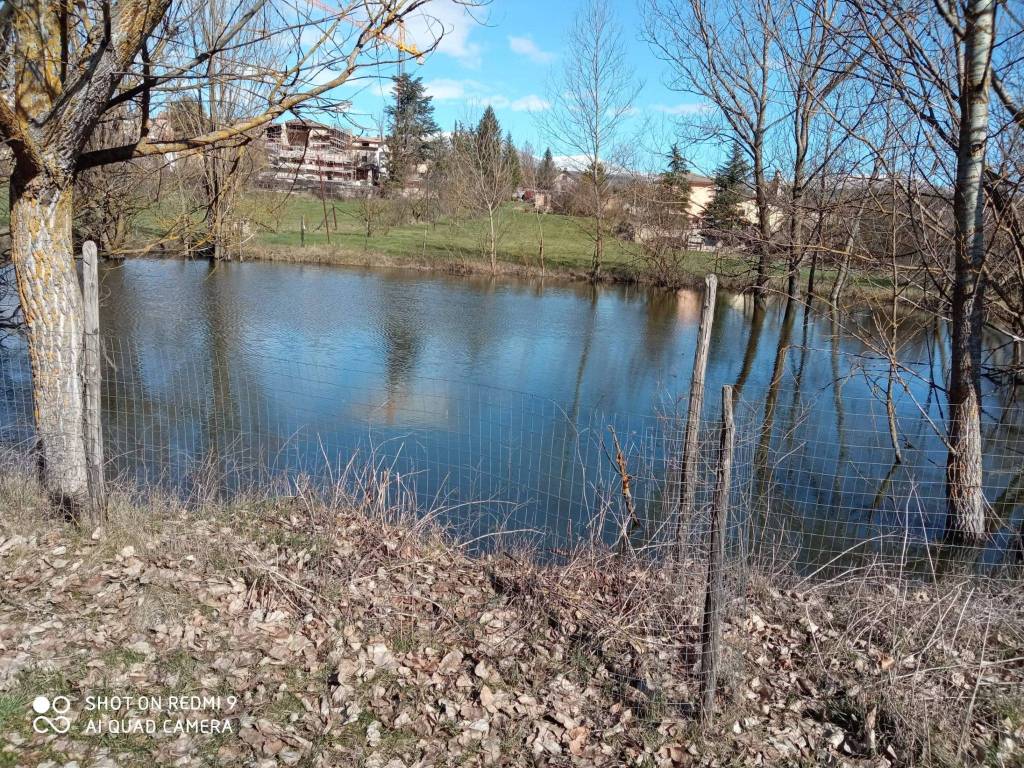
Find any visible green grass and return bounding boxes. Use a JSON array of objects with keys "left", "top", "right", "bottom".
[
  {"left": 129, "top": 191, "right": 895, "bottom": 300},
  {"left": 136, "top": 191, "right": 645, "bottom": 273},
  {"left": 130, "top": 192, "right": 720, "bottom": 280},
  {"left": 0, "top": 183, "right": 908, "bottom": 303},
  {"left": 129, "top": 191, "right": 750, "bottom": 283}
]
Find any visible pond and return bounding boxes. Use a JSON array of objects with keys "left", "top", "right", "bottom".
[{"left": 1, "top": 258, "right": 1022, "bottom": 573}]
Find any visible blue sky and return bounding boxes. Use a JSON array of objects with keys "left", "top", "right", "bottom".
[{"left": 331, "top": 0, "right": 722, "bottom": 174}]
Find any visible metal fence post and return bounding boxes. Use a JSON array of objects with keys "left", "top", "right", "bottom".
[
  {"left": 82, "top": 241, "right": 106, "bottom": 520},
  {"left": 678, "top": 273, "right": 718, "bottom": 544},
  {"left": 700, "top": 384, "right": 733, "bottom": 723}
]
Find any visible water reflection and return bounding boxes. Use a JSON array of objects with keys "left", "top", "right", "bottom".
[{"left": 0, "top": 259, "right": 1021, "bottom": 574}]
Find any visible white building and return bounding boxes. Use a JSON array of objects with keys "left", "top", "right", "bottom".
[{"left": 260, "top": 119, "right": 385, "bottom": 194}]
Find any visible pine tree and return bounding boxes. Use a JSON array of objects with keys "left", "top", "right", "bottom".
[
  {"left": 660, "top": 143, "right": 692, "bottom": 214},
  {"left": 537, "top": 148, "right": 557, "bottom": 190},
  {"left": 503, "top": 132, "right": 522, "bottom": 189},
  {"left": 475, "top": 106, "right": 502, "bottom": 157},
  {"left": 384, "top": 74, "right": 439, "bottom": 190},
  {"left": 706, "top": 143, "right": 751, "bottom": 232},
  {"left": 583, "top": 160, "right": 607, "bottom": 189}
]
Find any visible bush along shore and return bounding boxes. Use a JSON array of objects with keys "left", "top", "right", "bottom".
[{"left": 0, "top": 466, "right": 1022, "bottom": 767}]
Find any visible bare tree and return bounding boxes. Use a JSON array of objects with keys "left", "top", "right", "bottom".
[
  {"left": 775, "top": 0, "right": 863, "bottom": 302},
  {"left": 944, "top": 0, "right": 997, "bottom": 543},
  {"left": 0, "top": 0, "right": 466, "bottom": 514},
  {"left": 518, "top": 142, "right": 538, "bottom": 191},
  {"left": 542, "top": 0, "right": 639, "bottom": 280},
  {"left": 643, "top": 0, "right": 780, "bottom": 300},
  {"left": 850, "top": 0, "right": 1002, "bottom": 543},
  {"left": 447, "top": 109, "right": 519, "bottom": 271}
]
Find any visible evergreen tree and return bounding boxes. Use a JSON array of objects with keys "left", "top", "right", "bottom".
[
  {"left": 583, "top": 160, "right": 607, "bottom": 189},
  {"left": 660, "top": 143, "right": 692, "bottom": 214},
  {"left": 705, "top": 143, "right": 751, "bottom": 231},
  {"left": 384, "top": 74, "right": 439, "bottom": 190},
  {"left": 475, "top": 106, "right": 502, "bottom": 157},
  {"left": 537, "top": 148, "right": 557, "bottom": 190},
  {"left": 503, "top": 132, "right": 522, "bottom": 189},
  {"left": 472, "top": 107, "right": 508, "bottom": 190}
]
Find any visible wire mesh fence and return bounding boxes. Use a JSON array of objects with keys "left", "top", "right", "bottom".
[{"left": 1, "top": 332, "right": 1021, "bottom": 580}]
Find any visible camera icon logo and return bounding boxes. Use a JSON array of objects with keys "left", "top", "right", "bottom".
[{"left": 31, "top": 695, "right": 71, "bottom": 734}]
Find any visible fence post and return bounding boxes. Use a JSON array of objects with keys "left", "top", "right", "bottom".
[
  {"left": 678, "top": 274, "right": 718, "bottom": 544},
  {"left": 300, "top": 215, "right": 306, "bottom": 247},
  {"left": 700, "top": 384, "right": 733, "bottom": 723},
  {"left": 81, "top": 241, "right": 106, "bottom": 521}
]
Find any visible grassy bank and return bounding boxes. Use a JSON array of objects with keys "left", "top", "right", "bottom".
[
  {"left": 0, "top": 186, "right": 901, "bottom": 302},
  {"left": 131, "top": 191, "right": 886, "bottom": 298},
  {"left": 133, "top": 192, "right": 709, "bottom": 285},
  {"left": 1, "top": 462, "right": 1021, "bottom": 767}
]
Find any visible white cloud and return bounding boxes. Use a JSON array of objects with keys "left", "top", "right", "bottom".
[
  {"left": 424, "top": 79, "right": 550, "bottom": 112},
  {"left": 506, "top": 95, "right": 551, "bottom": 111},
  {"left": 508, "top": 35, "right": 555, "bottom": 64},
  {"left": 425, "top": 78, "right": 477, "bottom": 101},
  {"left": 404, "top": 1, "right": 483, "bottom": 69},
  {"left": 651, "top": 103, "right": 711, "bottom": 116}
]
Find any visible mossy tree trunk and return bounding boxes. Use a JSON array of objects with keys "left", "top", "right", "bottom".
[{"left": 10, "top": 170, "right": 90, "bottom": 511}]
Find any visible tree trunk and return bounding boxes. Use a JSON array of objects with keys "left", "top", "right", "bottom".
[
  {"left": 488, "top": 207, "right": 497, "bottom": 272},
  {"left": 787, "top": 134, "right": 807, "bottom": 302},
  {"left": 946, "top": 0, "right": 995, "bottom": 545},
  {"left": 752, "top": 148, "right": 771, "bottom": 302},
  {"left": 786, "top": 200, "right": 803, "bottom": 300},
  {"left": 805, "top": 249, "right": 818, "bottom": 306},
  {"left": 10, "top": 173, "right": 89, "bottom": 511}
]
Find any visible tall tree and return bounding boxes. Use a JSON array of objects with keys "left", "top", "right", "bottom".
[
  {"left": 475, "top": 106, "right": 501, "bottom": 153},
  {"left": 448, "top": 111, "right": 520, "bottom": 271},
  {"left": 0, "top": 0, "right": 455, "bottom": 514},
  {"left": 705, "top": 144, "right": 751, "bottom": 233},
  {"left": 661, "top": 143, "right": 693, "bottom": 214},
  {"left": 542, "top": 0, "right": 640, "bottom": 279},
  {"left": 385, "top": 73, "right": 440, "bottom": 191},
  {"left": 643, "top": 0, "right": 780, "bottom": 300},
  {"left": 776, "top": 0, "right": 861, "bottom": 301},
  {"left": 851, "top": 0, "right": 1005, "bottom": 542},
  {"left": 503, "top": 131, "right": 522, "bottom": 189},
  {"left": 944, "top": 0, "right": 996, "bottom": 544},
  {"left": 537, "top": 148, "right": 557, "bottom": 190}
]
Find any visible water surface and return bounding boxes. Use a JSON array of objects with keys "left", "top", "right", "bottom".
[{"left": 1, "top": 259, "right": 1021, "bottom": 572}]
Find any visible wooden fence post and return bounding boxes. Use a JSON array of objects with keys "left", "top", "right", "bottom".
[
  {"left": 700, "top": 384, "right": 734, "bottom": 723},
  {"left": 81, "top": 241, "right": 106, "bottom": 521},
  {"left": 678, "top": 274, "right": 718, "bottom": 543}
]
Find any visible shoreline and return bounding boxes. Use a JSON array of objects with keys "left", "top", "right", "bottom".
[
  {"left": 124, "top": 239, "right": 740, "bottom": 293},
  {"left": 120, "top": 239, "right": 912, "bottom": 308}
]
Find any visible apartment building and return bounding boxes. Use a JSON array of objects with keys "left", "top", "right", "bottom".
[{"left": 260, "top": 119, "right": 385, "bottom": 194}]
